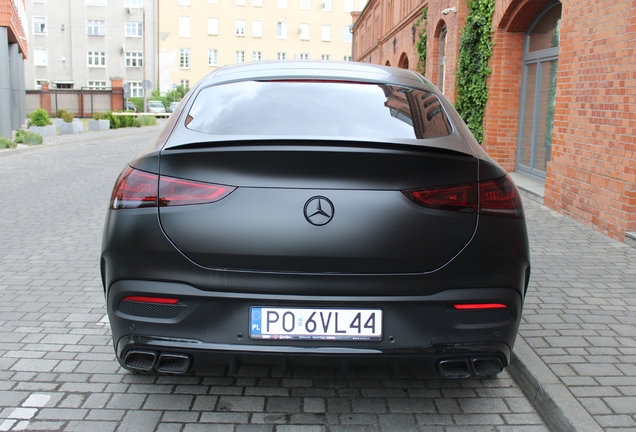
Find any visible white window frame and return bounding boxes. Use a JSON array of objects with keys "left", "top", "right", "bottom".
[
  {"left": 33, "top": 16, "right": 47, "bottom": 35},
  {"left": 87, "top": 50, "right": 106, "bottom": 67},
  {"left": 180, "top": 79, "right": 190, "bottom": 89},
  {"left": 128, "top": 81, "right": 143, "bottom": 97},
  {"left": 301, "top": 0, "right": 310, "bottom": 10},
  {"left": 235, "top": 50, "right": 245, "bottom": 63},
  {"left": 235, "top": 20, "right": 246, "bottom": 36},
  {"left": 300, "top": 23, "right": 310, "bottom": 40},
  {"left": 87, "top": 81, "right": 107, "bottom": 89},
  {"left": 125, "top": 22, "right": 143, "bottom": 37},
  {"left": 180, "top": 16, "right": 190, "bottom": 38},
  {"left": 277, "top": 21, "right": 288, "bottom": 39},
  {"left": 359, "top": 0, "right": 368, "bottom": 9},
  {"left": 321, "top": 25, "right": 331, "bottom": 41},
  {"left": 321, "top": 54, "right": 330, "bottom": 60},
  {"left": 87, "top": 19, "right": 106, "bottom": 36},
  {"left": 208, "top": 49, "right": 218, "bottom": 66},
  {"left": 208, "top": 18, "right": 219, "bottom": 35},
  {"left": 34, "top": 80, "right": 47, "bottom": 89},
  {"left": 343, "top": 55, "right": 352, "bottom": 61},
  {"left": 277, "top": 0, "right": 287, "bottom": 8},
  {"left": 344, "top": 25, "right": 352, "bottom": 42},
  {"left": 322, "top": 0, "right": 332, "bottom": 11},
  {"left": 277, "top": 52, "right": 286, "bottom": 60},
  {"left": 34, "top": 49, "right": 48, "bottom": 66},
  {"left": 124, "top": 0, "right": 143, "bottom": 8},
  {"left": 252, "top": 20, "right": 262, "bottom": 37},
  {"left": 125, "top": 52, "right": 143, "bottom": 67},
  {"left": 299, "top": 53, "right": 309, "bottom": 60},
  {"left": 344, "top": 0, "right": 353, "bottom": 12},
  {"left": 252, "top": 0, "right": 263, "bottom": 6},
  {"left": 180, "top": 48, "right": 190, "bottom": 68},
  {"left": 252, "top": 51, "right": 262, "bottom": 62}
]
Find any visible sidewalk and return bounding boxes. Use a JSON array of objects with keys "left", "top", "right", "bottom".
[{"left": 510, "top": 172, "right": 636, "bottom": 431}]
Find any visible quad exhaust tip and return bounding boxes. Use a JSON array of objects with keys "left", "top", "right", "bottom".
[
  {"left": 438, "top": 356, "right": 504, "bottom": 378},
  {"left": 123, "top": 350, "right": 192, "bottom": 374}
]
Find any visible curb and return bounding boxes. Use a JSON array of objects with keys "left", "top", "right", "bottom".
[
  {"left": 508, "top": 336, "right": 604, "bottom": 432},
  {"left": 0, "top": 123, "right": 165, "bottom": 159}
]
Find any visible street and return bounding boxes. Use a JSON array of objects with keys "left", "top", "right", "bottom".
[{"left": 0, "top": 127, "right": 548, "bottom": 431}]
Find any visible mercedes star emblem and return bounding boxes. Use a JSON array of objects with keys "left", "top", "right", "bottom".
[{"left": 304, "top": 196, "right": 335, "bottom": 226}]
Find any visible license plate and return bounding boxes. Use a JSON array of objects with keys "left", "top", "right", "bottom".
[{"left": 249, "top": 307, "right": 382, "bottom": 341}]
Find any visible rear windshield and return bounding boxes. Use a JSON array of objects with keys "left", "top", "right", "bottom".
[{"left": 186, "top": 81, "right": 452, "bottom": 140}]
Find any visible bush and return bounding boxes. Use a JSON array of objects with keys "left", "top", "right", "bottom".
[
  {"left": 61, "top": 110, "right": 74, "bottom": 123},
  {"left": 0, "top": 136, "right": 16, "bottom": 149},
  {"left": 133, "top": 119, "right": 142, "bottom": 128},
  {"left": 102, "top": 111, "right": 120, "bottom": 129},
  {"left": 29, "top": 108, "right": 51, "bottom": 127},
  {"left": 129, "top": 98, "right": 143, "bottom": 112},
  {"left": 54, "top": 110, "right": 66, "bottom": 119},
  {"left": 138, "top": 115, "right": 157, "bottom": 126},
  {"left": 14, "top": 130, "right": 43, "bottom": 145},
  {"left": 92, "top": 112, "right": 103, "bottom": 121},
  {"left": 121, "top": 114, "right": 135, "bottom": 128}
]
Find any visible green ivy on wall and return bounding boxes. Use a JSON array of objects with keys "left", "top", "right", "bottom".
[
  {"left": 455, "top": 0, "right": 495, "bottom": 144},
  {"left": 414, "top": 9, "right": 428, "bottom": 74}
]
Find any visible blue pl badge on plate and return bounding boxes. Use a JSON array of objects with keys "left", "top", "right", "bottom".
[{"left": 250, "top": 308, "right": 262, "bottom": 335}]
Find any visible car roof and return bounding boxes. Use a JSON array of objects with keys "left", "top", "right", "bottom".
[{"left": 197, "top": 61, "right": 431, "bottom": 90}]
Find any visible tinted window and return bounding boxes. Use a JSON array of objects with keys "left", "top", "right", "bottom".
[{"left": 186, "top": 81, "right": 452, "bottom": 139}]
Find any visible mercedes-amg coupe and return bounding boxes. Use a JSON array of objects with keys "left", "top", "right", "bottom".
[{"left": 101, "top": 61, "right": 530, "bottom": 378}]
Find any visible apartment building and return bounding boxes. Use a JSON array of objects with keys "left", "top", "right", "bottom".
[
  {"left": 23, "top": 0, "right": 157, "bottom": 96},
  {"left": 158, "top": 0, "right": 368, "bottom": 94},
  {"left": 1, "top": 0, "right": 28, "bottom": 138}
]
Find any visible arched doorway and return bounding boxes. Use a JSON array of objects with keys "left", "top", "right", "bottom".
[
  {"left": 516, "top": 2, "right": 561, "bottom": 177},
  {"left": 438, "top": 27, "right": 447, "bottom": 94},
  {"left": 397, "top": 53, "right": 409, "bottom": 69}
]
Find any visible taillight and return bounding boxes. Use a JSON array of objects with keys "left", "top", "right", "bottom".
[
  {"left": 453, "top": 303, "right": 507, "bottom": 310},
  {"left": 403, "top": 175, "right": 524, "bottom": 218},
  {"left": 110, "top": 166, "right": 235, "bottom": 209},
  {"left": 123, "top": 296, "right": 180, "bottom": 304}
]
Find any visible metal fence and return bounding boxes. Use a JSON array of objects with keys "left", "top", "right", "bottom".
[{"left": 25, "top": 88, "right": 123, "bottom": 118}]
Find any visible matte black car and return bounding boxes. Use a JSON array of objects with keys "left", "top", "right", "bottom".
[{"left": 101, "top": 61, "right": 530, "bottom": 378}]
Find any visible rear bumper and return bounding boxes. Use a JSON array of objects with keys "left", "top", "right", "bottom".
[{"left": 108, "top": 280, "right": 522, "bottom": 376}]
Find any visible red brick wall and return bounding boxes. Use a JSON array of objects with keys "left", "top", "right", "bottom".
[{"left": 544, "top": 0, "right": 636, "bottom": 240}]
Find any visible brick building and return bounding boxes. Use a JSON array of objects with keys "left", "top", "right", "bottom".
[
  {"left": 353, "top": 0, "right": 636, "bottom": 244},
  {"left": 0, "top": 0, "right": 27, "bottom": 139}
]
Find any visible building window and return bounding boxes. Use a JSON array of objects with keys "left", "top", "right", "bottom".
[
  {"left": 252, "top": 21, "right": 262, "bottom": 37},
  {"left": 277, "top": 52, "right": 286, "bottom": 60},
  {"left": 301, "top": 0, "right": 310, "bottom": 9},
  {"left": 124, "top": 0, "right": 143, "bottom": 7},
  {"left": 125, "top": 52, "right": 143, "bottom": 67},
  {"left": 322, "top": 0, "right": 331, "bottom": 10},
  {"left": 321, "top": 25, "right": 331, "bottom": 41},
  {"left": 34, "top": 80, "right": 47, "bottom": 89},
  {"left": 253, "top": 0, "right": 262, "bottom": 6},
  {"left": 299, "top": 53, "right": 309, "bottom": 60},
  {"left": 438, "top": 27, "right": 447, "bottom": 93},
  {"left": 179, "top": 0, "right": 190, "bottom": 5},
  {"left": 235, "top": 50, "right": 245, "bottom": 63},
  {"left": 321, "top": 54, "right": 330, "bottom": 60},
  {"left": 208, "top": 49, "right": 218, "bottom": 66},
  {"left": 278, "top": 0, "right": 287, "bottom": 8},
  {"left": 236, "top": 0, "right": 245, "bottom": 4},
  {"left": 252, "top": 51, "right": 262, "bottom": 61},
  {"left": 180, "top": 16, "right": 190, "bottom": 37},
  {"left": 125, "top": 22, "right": 143, "bottom": 37},
  {"left": 85, "top": 0, "right": 106, "bottom": 5},
  {"left": 128, "top": 82, "right": 143, "bottom": 97},
  {"left": 300, "top": 23, "right": 310, "bottom": 40},
  {"left": 277, "top": 22, "right": 287, "bottom": 38},
  {"left": 208, "top": 18, "right": 219, "bottom": 35},
  {"left": 343, "top": 55, "right": 352, "bottom": 61},
  {"left": 34, "top": 49, "right": 48, "bottom": 66},
  {"left": 33, "top": 16, "right": 47, "bottom": 35},
  {"left": 55, "top": 83, "right": 73, "bottom": 89},
  {"left": 87, "top": 51, "right": 106, "bottom": 67},
  {"left": 180, "top": 48, "right": 190, "bottom": 68},
  {"left": 87, "top": 81, "right": 107, "bottom": 89},
  {"left": 344, "top": 25, "right": 352, "bottom": 42},
  {"left": 87, "top": 20, "right": 106, "bottom": 36},
  {"left": 344, "top": 0, "right": 353, "bottom": 12},
  {"left": 235, "top": 20, "right": 246, "bottom": 36},
  {"left": 180, "top": 79, "right": 190, "bottom": 89}
]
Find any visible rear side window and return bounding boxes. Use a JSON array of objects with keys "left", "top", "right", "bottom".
[{"left": 186, "top": 81, "right": 452, "bottom": 140}]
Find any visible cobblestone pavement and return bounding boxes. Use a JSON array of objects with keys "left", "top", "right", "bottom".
[
  {"left": 513, "top": 197, "right": 636, "bottom": 431},
  {"left": 2, "top": 124, "right": 623, "bottom": 432}
]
